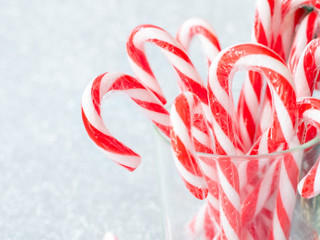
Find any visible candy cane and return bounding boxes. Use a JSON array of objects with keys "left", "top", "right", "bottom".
[
  {"left": 176, "top": 18, "right": 221, "bottom": 67},
  {"left": 103, "top": 232, "right": 118, "bottom": 240},
  {"left": 294, "top": 37, "right": 320, "bottom": 98},
  {"left": 81, "top": 72, "right": 170, "bottom": 171},
  {"left": 127, "top": 24, "right": 209, "bottom": 113},
  {"left": 237, "top": 0, "right": 282, "bottom": 151},
  {"left": 170, "top": 92, "right": 214, "bottom": 199},
  {"left": 277, "top": 0, "right": 320, "bottom": 60},
  {"left": 208, "top": 43, "right": 297, "bottom": 155},
  {"left": 288, "top": 12, "right": 320, "bottom": 73},
  {"left": 297, "top": 97, "right": 320, "bottom": 199}
]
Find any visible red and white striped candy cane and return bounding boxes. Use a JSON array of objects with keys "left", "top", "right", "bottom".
[
  {"left": 294, "top": 37, "right": 320, "bottom": 98},
  {"left": 288, "top": 12, "right": 320, "bottom": 73},
  {"left": 170, "top": 92, "right": 214, "bottom": 199},
  {"left": 237, "top": 0, "right": 282, "bottom": 151},
  {"left": 208, "top": 43, "right": 297, "bottom": 155},
  {"left": 81, "top": 72, "right": 170, "bottom": 171},
  {"left": 176, "top": 18, "right": 221, "bottom": 67},
  {"left": 276, "top": 0, "right": 320, "bottom": 60},
  {"left": 297, "top": 97, "right": 320, "bottom": 199},
  {"left": 127, "top": 24, "right": 208, "bottom": 113}
]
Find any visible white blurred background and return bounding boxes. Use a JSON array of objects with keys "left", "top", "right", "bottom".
[{"left": 0, "top": 0, "right": 255, "bottom": 239}]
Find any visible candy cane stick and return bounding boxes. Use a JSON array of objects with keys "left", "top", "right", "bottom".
[
  {"left": 81, "top": 72, "right": 170, "bottom": 171},
  {"left": 127, "top": 24, "right": 209, "bottom": 114},
  {"left": 297, "top": 97, "right": 320, "bottom": 199},
  {"left": 176, "top": 18, "right": 221, "bottom": 67},
  {"left": 288, "top": 12, "right": 320, "bottom": 73},
  {"left": 170, "top": 92, "right": 214, "bottom": 199}
]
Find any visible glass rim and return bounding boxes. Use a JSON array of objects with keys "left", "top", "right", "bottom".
[{"left": 154, "top": 125, "right": 320, "bottom": 159}]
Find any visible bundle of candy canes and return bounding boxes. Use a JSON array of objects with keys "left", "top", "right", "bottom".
[{"left": 81, "top": 0, "right": 320, "bottom": 239}]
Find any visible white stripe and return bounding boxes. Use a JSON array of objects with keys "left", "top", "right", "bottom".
[
  {"left": 198, "top": 157, "right": 216, "bottom": 180},
  {"left": 199, "top": 35, "right": 220, "bottom": 61},
  {"left": 143, "top": 108, "right": 170, "bottom": 126},
  {"left": 173, "top": 154, "right": 207, "bottom": 188},
  {"left": 257, "top": 132, "right": 268, "bottom": 155},
  {"left": 164, "top": 50, "right": 203, "bottom": 84},
  {"left": 207, "top": 193, "right": 219, "bottom": 208},
  {"left": 133, "top": 27, "right": 179, "bottom": 49},
  {"left": 256, "top": 0, "right": 272, "bottom": 44},
  {"left": 212, "top": 117, "right": 237, "bottom": 155},
  {"left": 235, "top": 54, "right": 294, "bottom": 90},
  {"left": 303, "top": 109, "right": 320, "bottom": 125},
  {"left": 191, "top": 126, "right": 210, "bottom": 147},
  {"left": 279, "top": 160, "right": 297, "bottom": 220},
  {"left": 243, "top": 74, "right": 259, "bottom": 118},
  {"left": 103, "top": 150, "right": 141, "bottom": 169},
  {"left": 123, "top": 88, "right": 162, "bottom": 103},
  {"left": 99, "top": 72, "right": 123, "bottom": 97},
  {"left": 217, "top": 161, "right": 240, "bottom": 210},
  {"left": 295, "top": 58, "right": 310, "bottom": 97},
  {"left": 81, "top": 81, "right": 110, "bottom": 135},
  {"left": 273, "top": 90, "right": 295, "bottom": 143},
  {"left": 208, "top": 64, "right": 233, "bottom": 116},
  {"left": 255, "top": 161, "right": 277, "bottom": 216},
  {"left": 272, "top": 209, "right": 287, "bottom": 240},
  {"left": 171, "top": 105, "right": 195, "bottom": 153},
  {"left": 128, "top": 58, "right": 162, "bottom": 95},
  {"left": 219, "top": 204, "right": 240, "bottom": 240}
]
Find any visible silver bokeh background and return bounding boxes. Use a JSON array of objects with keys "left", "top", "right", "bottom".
[{"left": 0, "top": 0, "right": 255, "bottom": 239}]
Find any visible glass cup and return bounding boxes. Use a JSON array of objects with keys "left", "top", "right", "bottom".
[{"left": 155, "top": 129, "right": 320, "bottom": 240}]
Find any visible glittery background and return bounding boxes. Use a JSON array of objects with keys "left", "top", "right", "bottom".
[{"left": 0, "top": 0, "right": 255, "bottom": 239}]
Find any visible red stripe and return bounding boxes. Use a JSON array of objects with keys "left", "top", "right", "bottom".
[
  {"left": 283, "top": 153, "right": 299, "bottom": 190},
  {"left": 242, "top": 99, "right": 256, "bottom": 143},
  {"left": 268, "top": 0, "right": 275, "bottom": 17},
  {"left": 174, "top": 94, "right": 191, "bottom": 129},
  {"left": 153, "top": 122, "right": 170, "bottom": 137},
  {"left": 260, "top": 67, "right": 297, "bottom": 125},
  {"left": 276, "top": 194, "right": 291, "bottom": 237},
  {"left": 255, "top": 12, "right": 269, "bottom": 46},
  {"left": 208, "top": 94, "right": 237, "bottom": 150},
  {"left": 111, "top": 74, "right": 147, "bottom": 90},
  {"left": 301, "top": 161, "right": 318, "bottom": 197},
  {"left": 218, "top": 159, "right": 240, "bottom": 193},
  {"left": 306, "top": 12, "right": 317, "bottom": 42},
  {"left": 304, "top": 39, "right": 320, "bottom": 93},
  {"left": 249, "top": 71, "right": 263, "bottom": 100}
]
